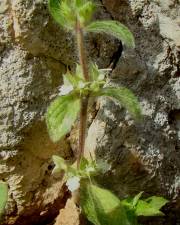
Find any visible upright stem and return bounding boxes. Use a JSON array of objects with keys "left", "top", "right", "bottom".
[{"left": 76, "top": 21, "right": 89, "bottom": 168}]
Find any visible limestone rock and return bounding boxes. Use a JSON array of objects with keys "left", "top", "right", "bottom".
[
  {"left": 0, "top": 0, "right": 180, "bottom": 224},
  {"left": 0, "top": 0, "right": 119, "bottom": 224},
  {"left": 54, "top": 199, "right": 80, "bottom": 225},
  {"left": 86, "top": 0, "right": 180, "bottom": 211}
]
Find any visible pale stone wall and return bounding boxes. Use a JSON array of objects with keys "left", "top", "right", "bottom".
[{"left": 0, "top": 0, "right": 179, "bottom": 224}]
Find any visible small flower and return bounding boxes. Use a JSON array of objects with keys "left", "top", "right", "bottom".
[
  {"left": 59, "top": 84, "right": 73, "bottom": 96},
  {"left": 66, "top": 176, "right": 80, "bottom": 192}
]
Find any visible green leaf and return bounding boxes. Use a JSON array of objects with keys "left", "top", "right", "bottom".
[
  {"left": 89, "top": 63, "right": 101, "bottom": 81},
  {"left": 0, "top": 181, "right": 8, "bottom": 219},
  {"left": 46, "top": 94, "right": 80, "bottom": 142},
  {"left": 48, "top": 0, "right": 75, "bottom": 29},
  {"left": 48, "top": 0, "right": 96, "bottom": 29},
  {"left": 145, "top": 196, "right": 168, "bottom": 211},
  {"left": 86, "top": 20, "right": 135, "bottom": 48},
  {"left": 52, "top": 155, "right": 67, "bottom": 174},
  {"left": 52, "top": 155, "right": 78, "bottom": 178},
  {"left": 121, "top": 198, "right": 139, "bottom": 225},
  {"left": 135, "top": 200, "right": 164, "bottom": 217},
  {"left": 79, "top": 157, "right": 89, "bottom": 171},
  {"left": 48, "top": 0, "right": 66, "bottom": 27},
  {"left": 94, "top": 87, "right": 141, "bottom": 120},
  {"left": 63, "top": 72, "right": 78, "bottom": 87},
  {"left": 122, "top": 195, "right": 168, "bottom": 218},
  {"left": 60, "top": 0, "right": 77, "bottom": 27},
  {"left": 80, "top": 183, "right": 130, "bottom": 225},
  {"left": 78, "top": 1, "right": 96, "bottom": 25},
  {"left": 132, "top": 192, "right": 144, "bottom": 208}
]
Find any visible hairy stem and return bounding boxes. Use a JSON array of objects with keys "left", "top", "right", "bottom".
[
  {"left": 76, "top": 21, "right": 89, "bottom": 168},
  {"left": 76, "top": 21, "right": 89, "bottom": 81},
  {"left": 77, "top": 98, "right": 89, "bottom": 167}
]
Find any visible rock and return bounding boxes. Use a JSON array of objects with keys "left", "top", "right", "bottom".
[
  {"left": 54, "top": 199, "right": 80, "bottom": 225},
  {"left": 86, "top": 0, "right": 180, "bottom": 222},
  {"left": 0, "top": 0, "right": 180, "bottom": 224},
  {"left": 0, "top": 0, "right": 119, "bottom": 224}
]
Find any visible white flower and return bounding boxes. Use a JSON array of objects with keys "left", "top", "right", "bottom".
[
  {"left": 59, "top": 84, "right": 73, "bottom": 96},
  {"left": 66, "top": 176, "right": 80, "bottom": 192}
]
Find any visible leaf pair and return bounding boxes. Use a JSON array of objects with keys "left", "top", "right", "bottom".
[
  {"left": 48, "top": 0, "right": 95, "bottom": 29},
  {"left": 52, "top": 155, "right": 99, "bottom": 192},
  {"left": 46, "top": 85, "right": 141, "bottom": 142},
  {"left": 52, "top": 155, "right": 97, "bottom": 179},
  {"left": 122, "top": 192, "right": 168, "bottom": 224},
  {"left": 81, "top": 184, "right": 168, "bottom": 225},
  {"left": 48, "top": 0, "right": 135, "bottom": 48}
]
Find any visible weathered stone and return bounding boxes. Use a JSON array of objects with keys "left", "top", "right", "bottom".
[
  {"left": 0, "top": 45, "right": 72, "bottom": 224},
  {"left": 86, "top": 0, "right": 180, "bottom": 216},
  {"left": 0, "top": 0, "right": 119, "bottom": 224},
  {"left": 0, "top": 0, "right": 180, "bottom": 224},
  {"left": 54, "top": 199, "right": 80, "bottom": 225}
]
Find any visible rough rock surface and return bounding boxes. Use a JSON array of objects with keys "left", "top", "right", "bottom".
[
  {"left": 0, "top": 0, "right": 119, "bottom": 224},
  {"left": 54, "top": 199, "right": 80, "bottom": 225},
  {"left": 0, "top": 0, "right": 180, "bottom": 224},
  {"left": 86, "top": 0, "right": 180, "bottom": 222}
]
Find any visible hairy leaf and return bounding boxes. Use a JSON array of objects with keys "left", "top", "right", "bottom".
[
  {"left": 52, "top": 155, "right": 67, "bottom": 174},
  {"left": 132, "top": 192, "right": 144, "bottom": 207},
  {"left": 52, "top": 155, "right": 78, "bottom": 178},
  {"left": 46, "top": 94, "right": 80, "bottom": 142},
  {"left": 122, "top": 194, "right": 168, "bottom": 218},
  {"left": 86, "top": 20, "right": 135, "bottom": 48},
  {"left": 48, "top": 0, "right": 96, "bottom": 29},
  {"left": 48, "top": 0, "right": 67, "bottom": 27},
  {"left": 135, "top": 200, "right": 164, "bottom": 217},
  {"left": 94, "top": 87, "right": 141, "bottom": 120},
  {"left": 79, "top": 157, "right": 89, "bottom": 171},
  {"left": 0, "top": 182, "right": 8, "bottom": 219},
  {"left": 78, "top": 1, "right": 96, "bottom": 25},
  {"left": 80, "top": 183, "right": 130, "bottom": 225},
  {"left": 145, "top": 196, "right": 168, "bottom": 211}
]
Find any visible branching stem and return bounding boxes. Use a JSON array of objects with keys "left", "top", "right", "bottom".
[{"left": 76, "top": 21, "right": 89, "bottom": 168}]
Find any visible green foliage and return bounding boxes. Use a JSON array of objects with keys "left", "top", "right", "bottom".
[
  {"left": 52, "top": 155, "right": 168, "bottom": 225},
  {"left": 48, "top": 0, "right": 96, "bottom": 29},
  {"left": 46, "top": 1, "right": 168, "bottom": 225},
  {"left": 52, "top": 155, "right": 68, "bottom": 174},
  {"left": 86, "top": 20, "right": 135, "bottom": 48},
  {"left": 89, "top": 63, "right": 107, "bottom": 82},
  {"left": 135, "top": 197, "right": 168, "bottom": 217},
  {"left": 48, "top": 0, "right": 135, "bottom": 49},
  {"left": 46, "top": 67, "right": 141, "bottom": 143},
  {"left": 145, "top": 196, "right": 169, "bottom": 211},
  {"left": 122, "top": 193, "right": 168, "bottom": 219},
  {"left": 94, "top": 87, "right": 141, "bottom": 120},
  {"left": 52, "top": 155, "right": 98, "bottom": 179},
  {"left": 46, "top": 94, "right": 80, "bottom": 142},
  {"left": 48, "top": 0, "right": 67, "bottom": 28},
  {"left": 80, "top": 183, "right": 130, "bottom": 225},
  {"left": 132, "top": 192, "right": 144, "bottom": 208},
  {"left": 0, "top": 181, "right": 8, "bottom": 219}
]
